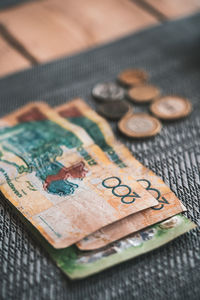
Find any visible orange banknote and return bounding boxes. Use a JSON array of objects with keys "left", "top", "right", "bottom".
[
  {"left": 0, "top": 102, "right": 158, "bottom": 248},
  {"left": 56, "top": 99, "right": 185, "bottom": 250}
]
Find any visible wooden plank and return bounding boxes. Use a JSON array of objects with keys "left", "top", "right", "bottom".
[
  {"left": 0, "top": 0, "right": 157, "bottom": 62},
  {"left": 0, "top": 34, "right": 30, "bottom": 77},
  {"left": 145, "top": 0, "right": 200, "bottom": 18}
]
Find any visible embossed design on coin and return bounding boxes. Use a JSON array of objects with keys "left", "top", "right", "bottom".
[
  {"left": 97, "top": 101, "right": 131, "bottom": 120},
  {"left": 150, "top": 96, "right": 192, "bottom": 120},
  {"left": 118, "top": 113, "right": 161, "bottom": 138},
  {"left": 92, "top": 82, "right": 125, "bottom": 101},
  {"left": 118, "top": 69, "right": 148, "bottom": 86},
  {"left": 128, "top": 85, "right": 160, "bottom": 103}
]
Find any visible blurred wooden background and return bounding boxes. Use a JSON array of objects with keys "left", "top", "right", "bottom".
[{"left": 0, "top": 0, "right": 200, "bottom": 77}]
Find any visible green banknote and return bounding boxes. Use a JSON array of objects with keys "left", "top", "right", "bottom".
[{"left": 34, "top": 214, "right": 195, "bottom": 279}]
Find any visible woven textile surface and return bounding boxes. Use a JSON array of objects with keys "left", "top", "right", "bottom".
[
  {"left": 0, "top": 13, "right": 200, "bottom": 300},
  {"left": 0, "top": 0, "right": 34, "bottom": 10}
]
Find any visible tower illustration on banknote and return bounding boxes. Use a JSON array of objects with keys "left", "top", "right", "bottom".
[{"left": 0, "top": 111, "right": 88, "bottom": 196}]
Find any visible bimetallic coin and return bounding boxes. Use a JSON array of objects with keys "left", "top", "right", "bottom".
[
  {"left": 118, "top": 69, "right": 148, "bottom": 87},
  {"left": 150, "top": 96, "right": 192, "bottom": 120},
  {"left": 92, "top": 82, "right": 125, "bottom": 101},
  {"left": 97, "top": 101, "right": 131, "bottom": 120},
  {"left": 128, "top": 84, "right": 160, "bottom": 103},
  {"left": 118, "top": 113, "right": 161, "bottom": 138}
]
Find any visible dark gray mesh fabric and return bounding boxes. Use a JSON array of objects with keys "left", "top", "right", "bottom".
[
  {"left": 0, "top": 0, "right": 34, "bottom": 10},
  {"left": 0, "top": 13, "right": 200, "bottom": 300}
]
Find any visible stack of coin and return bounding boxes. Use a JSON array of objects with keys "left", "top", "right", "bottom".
[
  {"left": 92, "top": 68, "right": 192, "bottom": 139},
  {"left": 92, "top": 82, "right": 129, "bottom": 121}
]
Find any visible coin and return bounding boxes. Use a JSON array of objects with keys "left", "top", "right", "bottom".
[
  {"left": 150, "top": 96, "right": 192, "bottom": 120},
  {"left": 118, "top": 113, "right": 161, "bottom": 138},
  {"left": 92, "top": 82, "right": 125, "bottom": 101},
  {"left": 128, "top": 84, "right": 160, "bottom": 103},
  {"left": 118, "top": 69, "right": 148, "bottom": 86},
  {"left": 97, "top": 101, "right": 131, "bottom": 120}
]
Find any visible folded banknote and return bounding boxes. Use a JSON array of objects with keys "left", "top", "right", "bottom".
[
  {"left": 0, "top": 102, "right": 158, "bottom": 248},
  {"left": 56, "top": 99, "right": 185, "bottom": 250},
  {"left": 0, "top": 101, "right": 195, "bottom": 280},
  {"left": 34, "top": 214, "right": 196, "bottom": 279}
]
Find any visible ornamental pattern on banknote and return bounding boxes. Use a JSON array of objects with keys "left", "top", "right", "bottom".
[
  {"left": 60, "top": 106, "right": 126, "bottom": 168},
  {"left": 61, "top": 107, "right": 170, "bottom": 209},
  {"left": 0, "top": 119, "right": 88, "bottom": 196},
  {"left": 102, "top": 176, "right": 141, "bottom": 204},
  {"left": 137, "top": 179, "right": 169, "bottom": 210}
]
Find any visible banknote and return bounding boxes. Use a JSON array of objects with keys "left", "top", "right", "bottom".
[
  {"left": 56, "top": 99, "right": 185, "bottom": 250},
  {"left": 0, "top": 102, "right": 158, "bottom": 249},
  {"left": 32, "top": 214, "right": 196, "bottom": 279}
]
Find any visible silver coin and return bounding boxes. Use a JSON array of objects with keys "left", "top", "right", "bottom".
[{"left": 92, "top": 82, "right": 125, "bottom": 101}]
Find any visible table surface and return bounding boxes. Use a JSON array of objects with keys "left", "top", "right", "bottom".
[
  {"left": 0, "top": 12, "right": 200, "bottom": 300},
  {"left": 0, "top": 0, "right": 200, "bottom": 77}
]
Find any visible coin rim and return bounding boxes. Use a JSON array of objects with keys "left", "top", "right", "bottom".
[
  {"left": 150, "top": 95, "right": 192, "bottom": 120},
  {"left": 118, "top": 113, "right": 162, "bottom": 138},
  {"left": 97, "top": 101, "right": 132, "bottom": 120},
  {"left": 92, "top": 82, "right": 125, "bottom": 101},
  {"left": 128, "top": 84, "right": 161, "bottom": 103},
  {"left": 118, "top": 69, "right": 148, "bottom": 86}
]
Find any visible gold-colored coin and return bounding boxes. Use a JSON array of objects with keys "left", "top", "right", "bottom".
[
  {"left": 150, "top": 96, "right": 192, "bottom": 120},
  {"left": 118, "top": 69, "right": 148, "bottom": 86},
  {"left": 118, "top": 113, "right": 161, "bottom": 138},
  {"left": 128, "top": 85, "right": 160, "bottom": 103}
]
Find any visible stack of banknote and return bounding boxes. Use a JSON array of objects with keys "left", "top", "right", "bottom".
[{"left": 0, "top": 100, "right": 196, "bottom": 279}]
